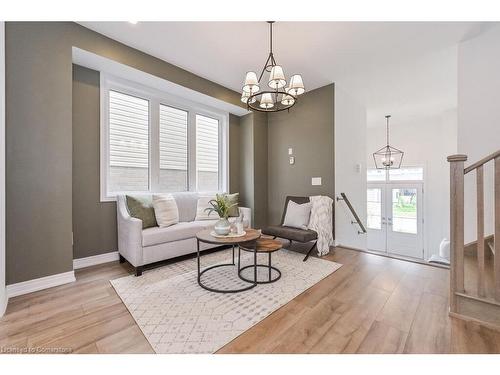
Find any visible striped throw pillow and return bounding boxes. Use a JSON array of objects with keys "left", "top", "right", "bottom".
[{"left": 152, "top": 194, "right": 179, "bottom": 228}]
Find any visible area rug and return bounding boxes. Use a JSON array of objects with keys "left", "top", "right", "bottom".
[{"left": 110, "top": 248, "right": 342, "bottom": 354}]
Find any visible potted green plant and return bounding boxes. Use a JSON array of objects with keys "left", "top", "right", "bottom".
[{"left": 205, "top": 193, "right": 237, "bottom": 235}]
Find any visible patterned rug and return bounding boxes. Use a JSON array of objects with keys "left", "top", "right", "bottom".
[{"left": 110, "top": 248, "right": 342, "bottom": 353}]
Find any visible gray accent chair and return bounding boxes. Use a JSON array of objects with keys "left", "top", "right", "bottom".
[{"left": 261, "top": 196, "right": 318, "bottom": 261}]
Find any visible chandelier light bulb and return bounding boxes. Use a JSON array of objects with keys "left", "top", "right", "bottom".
[
  {"left": 268, "top": 65, "right": 286, "bottom": 89},
  {"left": 281, "top": 94, "right": 295, "bottom": 106},
  {"left": 259, "top": 93, "right": 274, "bottom": 109},
  {"left": 288, "top": 74, "right": 305, "bottom": 96},
  {"left": 243, "top": 71, "right": 260, "bottom": 93},
  {"left": 241, "top": 91, "right": 256, "bottom": 104}
]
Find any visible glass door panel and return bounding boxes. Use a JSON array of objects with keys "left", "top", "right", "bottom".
[
  {"left": 387, "top": 184, "right": 423, "bottom": 259},
  {"left": 367, "top": 188, "right": 382, "bottom": 230},
  {"left": 391, "top": 188, "right": 418, "bottom": 234},
  {"left": 367, "top": 185, "right": 386, "bottom": 253}
]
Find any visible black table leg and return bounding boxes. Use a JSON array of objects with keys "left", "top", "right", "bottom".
[
  {"left": 197, "top": 239, "right": 257, "bottom": 293},
  {"left": 269, "top": 253, "right": 272, "bottom": 282},
  {"left": 237, "top": 245, "right": 241, "bottom": 272},
  {"left": 197, "top": 239, "right": 200, "bottom": 278},
  {"left": 254, "top": 242, "right": 257, "bottom": 283}
]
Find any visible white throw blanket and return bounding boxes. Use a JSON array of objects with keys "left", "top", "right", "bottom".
[{"left": 308, "top": 195, "right": 334, "bottom": 256}]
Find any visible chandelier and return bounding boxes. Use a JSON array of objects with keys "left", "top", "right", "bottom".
[
  {"left": 241, "top": 21, "right": 305, "bottom": 113},
  {"left": 373, "top": 115, "right": 404, "bottom": 169}
]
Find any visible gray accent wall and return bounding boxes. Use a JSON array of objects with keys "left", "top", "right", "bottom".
[
  {"left": 236, "top": 112, "right": 269, "bottom": 229},
  {"left": 6, "top": 23, "right": 74, "bottom": 284},
  {"left": 228, "top": 114, "right": 241, "bottom": 195},
  {"left": 252, "top": 112, "right": 269, "bottom": 229},
  {"left": 267, "top": 84, "right": 335, "bottom": 225},
  {"left": 73, "top": 65, "right": 117, "bottom": 259},
  {"left": 6, "top": 22, "right": 243, "bottom": 284},
  {"left": 238, "top": 113, "right": 255, "bottom": 212}
]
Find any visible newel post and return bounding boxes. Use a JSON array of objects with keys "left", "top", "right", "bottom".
[{"left": 448, "top": 154, "right": 467, "bottom": 312}]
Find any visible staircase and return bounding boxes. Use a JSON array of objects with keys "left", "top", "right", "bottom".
[{"left": 448, "top": 151, "right": 500, "bottom": 328}]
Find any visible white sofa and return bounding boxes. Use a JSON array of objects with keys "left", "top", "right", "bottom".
[{"left": 117, "top": 192, "right": 251, "bottom": 276}]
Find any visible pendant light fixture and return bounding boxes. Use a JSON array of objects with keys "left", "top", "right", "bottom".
[
  {"left": 373, "top": 115, "right": 404, "bottom": 169},
  {"left": 241, "top": 21, "right": 305, "bottom": 113}
]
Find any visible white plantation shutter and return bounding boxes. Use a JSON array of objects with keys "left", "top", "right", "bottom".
[
  {"left": 196, "top": 114, "right": 219, "bottom": 191},
  {"left": 108, "top": 90, "right": 149, "bottom": 192},
  {"left": 159, "top": 105, "right": 188, "bottom": 191}
]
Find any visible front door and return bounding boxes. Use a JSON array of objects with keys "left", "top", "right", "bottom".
[
  {"left": 386, "top": 184, "right": 423, "bottom": 258},
  {"left": 367, "top": 183, "right": 424, "bottom": 259}
]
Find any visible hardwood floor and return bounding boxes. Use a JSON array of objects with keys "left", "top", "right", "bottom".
[{"left": 1, "top": 247, "right": 500, "bottom": 354}]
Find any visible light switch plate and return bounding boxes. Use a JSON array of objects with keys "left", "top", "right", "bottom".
[
  {"left": 288, "top": 148, "right": 293, "bottom": 155},
  {"left": 311, "top": 177, "right": 322, "bottom": 186}
]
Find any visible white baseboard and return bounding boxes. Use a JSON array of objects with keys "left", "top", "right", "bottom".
[
  {"left": 73, "top": 251, "right": 119, "bottom": 270},
  {"left": 7, "top": 271, "right": 76, "bottom": 298},
  {"left": 0, "top": 291, "right": 7, "bottom": 317}
]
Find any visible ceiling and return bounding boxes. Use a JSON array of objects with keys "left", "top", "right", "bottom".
[{"left": 79, "top": 21, "right": 487, "bottom": 124}]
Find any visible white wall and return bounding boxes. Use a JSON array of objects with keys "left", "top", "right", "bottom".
[
  {"left": 367, "top": 110, "right": 457, "bottom": 259},
  {"left": 458, "top": 24, "right": 500, "bottom": 244},
  {"left": 335, "top": 85, "right": 368, "bottom": 250},
  {"left": 0, "top": 21, "right": 7, "bottom": 317}
]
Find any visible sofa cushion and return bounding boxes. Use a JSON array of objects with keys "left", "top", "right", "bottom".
[
  {"left": 282, "top": 200, "right": 312, "bottom": 230},
  {"left": 262, "top": 225, "right": 318, "bottom": 243},
  {"left": 195, "top": 195, "right": 217, "bottom": 220},
  {"left": 152, "top": 194, "right": 179, "bottom": 228},
  {"left": 171, "top": 192, "right": 199, "bottom": 222},
  {"left": 126, "top": 195, "right": 157, "bottom": 229},
  {"left": 142, "top": 222, "right": 206, "bottom": 247},
  {"left": 227, "top": 193, "right": 240, "bottom": 217}
]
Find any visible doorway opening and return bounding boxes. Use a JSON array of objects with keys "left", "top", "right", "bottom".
[{"left": 366, "top": 167, "right": 424, "bottom": 260}]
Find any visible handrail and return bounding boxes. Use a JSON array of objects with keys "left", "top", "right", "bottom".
[
  {"left": 464, "top": 149, "right": 500, "bottom": 174},
  {"left": 337, "top": 192, "right": 367, "bottom": 234}
]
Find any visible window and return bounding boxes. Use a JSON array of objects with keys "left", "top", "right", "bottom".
[
  {"left": 108, "top": 91, "right": 149, "bottom": 193},
  {"left": 389, "top": 167, "right": 424, "bottom": 181},
  {"left": 367, "top": 167, "right": 423, "bottom": 182},
  {"left": 367, "top": 168, "right": 386, "bottom": 182},
  {"left": 101, "top": 75, "right": 228, "bottom": 201},
  {"left": 159, "top": 105, "right": 188, "bottom": 192},
  {"left": 196, "top": 114, "right": 219, "bottom": 191}
]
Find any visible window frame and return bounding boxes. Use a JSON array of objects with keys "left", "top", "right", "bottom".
[
  {"left": 366, "top": 166, "right": 425, "bottom": 183},
  {"left": 100, "top": 74, "right": 229, "bottom": 202}
]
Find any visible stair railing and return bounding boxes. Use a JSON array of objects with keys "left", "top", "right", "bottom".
[
  {"left": 448, "top": 150, "right": 500, "bottom": 324},
  {"left": 337, "top": 192, "right": 367, "bottom": 234}
]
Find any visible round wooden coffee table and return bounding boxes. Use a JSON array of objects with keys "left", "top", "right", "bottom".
[
  {"left": 196, "top": 228, "right": 261, "bottom": 293},
  {"left": 238, "top": 238, "right": 282, "bottom": 284}
]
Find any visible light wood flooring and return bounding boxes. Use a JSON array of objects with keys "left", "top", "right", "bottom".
[{"left": 1, "top": 247, "right": 500, "bottom": 354}]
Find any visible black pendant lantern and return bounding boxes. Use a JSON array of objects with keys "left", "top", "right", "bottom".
[{"left": 373, "top": 115, "right": 404, "bottom": 169}]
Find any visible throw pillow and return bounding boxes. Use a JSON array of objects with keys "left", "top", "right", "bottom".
[
  {"left": 282, "top": 200, "right": 312, "bottom": 230},
  {"left": 227, "top": 193, "right": 240, "bottom": 217},
  {"left": 126, "top": 195, "right": 157, "bottom": 229},
  {"left": 152, "top": 194, "right": 179, "bottom": 228},
  {"left": 195, "top": 195, "right": 216, "bottom": 220}
]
